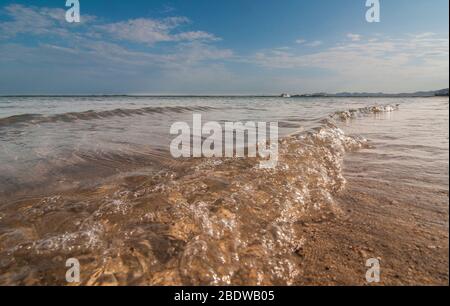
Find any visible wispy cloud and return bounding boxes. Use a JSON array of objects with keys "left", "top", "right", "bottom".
[
  {"left": 0, "top": 4, "right": 234, "bottom": 94},
  {"left": 295, "top": 39, "right": 322, "bottom": 47},
  {"left": 250, "top": 34, "right": 449, "bottom": 92},
  {"left": 305, "top": 40, "right": 322, "bottom": 47},
  {"left": 0, "top": 4, "right": 448, "bottom": 94},
  {"left": 0, "top": 4, "right": 94, "bottom": 39},
  {"left": 347, "top": 33, "right": 362, "bottom": 41},
  {"left": 0, "top": 4, "right": 219, "bottom": 45},
  {"left": 413, "top": 32, "right": 437, "bottom": 39},
  {"left": 0, "top": 4, "right": 229, "bottom": 65},
  {"left": 97, "top": 17, "right": 220, "bottom": 45}
]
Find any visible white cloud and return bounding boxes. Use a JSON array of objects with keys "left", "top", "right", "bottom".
[
  {"left": 0, "top": 4, "right": 448, "bottom": 94},
  {"left": 0, "top": 4, "right": 95, "bottom": 39},
  {"left": 347, "top": 33, "right": 362, "bottom": 41},
  {"left": 295, "top": 39, "right": 322, "bottom": 47},
  {"left": 305, "top": 40, "right": 322, "bottom": 47},
  {"left": 250, "top": 34, "right": 449, "bottom": 92},
  {"left": 0, "top": 40, "right": 236, "bottom": 94},
  {"left": 0, "top": 4, "right": 219, "bottom": 45},
  {"left": 97, "top": 17, "right": 219, "bottom": 45},
  {"left": 0, "top": 4, "right": 65, "bottom": 38},
  {"left": 173, "top": 31, "right": 219, "bottom": 42},
  {"left": 0, "top": 4, "right": 234, "bottom": 94},
  {"left": 413, "top": 32, "right": 437, "bottom": 39},
  {"left": 0, "top": 4, "right": 230, "bottom": 68}
]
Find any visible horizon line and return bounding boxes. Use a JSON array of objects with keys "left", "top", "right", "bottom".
[{"left": 0, "top": 88, "right": 448, "bottom": 98}]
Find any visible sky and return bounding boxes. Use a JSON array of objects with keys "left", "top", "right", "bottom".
[{"left": 0, "top": 0, "right": 448, "bottom": 95}]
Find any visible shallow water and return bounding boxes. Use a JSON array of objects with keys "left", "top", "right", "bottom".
[
  {"left": 0, "top": 96, "right": 420, "bottom": 196},
  {"left": 0, "top": 96, "right": 448, "bottom": 285}
]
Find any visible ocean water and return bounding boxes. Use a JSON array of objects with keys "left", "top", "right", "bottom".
[{"left": 0, "top": 96, "right": 448, "bottom": 285}]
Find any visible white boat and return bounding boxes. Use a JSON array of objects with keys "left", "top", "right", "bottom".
[{"left": 280, "top": 93, "right": 291, "bottom": 98}]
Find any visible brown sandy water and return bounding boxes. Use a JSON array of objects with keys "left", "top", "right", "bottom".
[{"left": 0, "top": 97, "right": 448, "bottom": 285}]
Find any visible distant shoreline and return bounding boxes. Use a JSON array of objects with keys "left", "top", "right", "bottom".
[
  {"left": 1, "top": 88, "right": 448, "bottom": 98},
  {"left": 0, "top": 94, "right": 448, "bottom": 98}
]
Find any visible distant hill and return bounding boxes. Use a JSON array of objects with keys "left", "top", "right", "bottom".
[
  {"left": 434, "top": 88, "right": 449, "bottom": 96},
  {"left": 291, "top": 88, "right": 449, "bottom": 98}
]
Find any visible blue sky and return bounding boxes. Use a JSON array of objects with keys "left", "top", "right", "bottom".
[{"left": 0, "top": 0, "right": 448, "bottom": 95}]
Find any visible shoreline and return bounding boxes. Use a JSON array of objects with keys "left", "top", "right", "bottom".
[{"left": 0, "top": 95, "right": 448, "bottom": 99}]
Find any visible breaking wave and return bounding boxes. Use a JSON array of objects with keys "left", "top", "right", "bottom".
[
  {"left": 331, "top": 104, "right": 399, "bottom": 121},
  {"left": 0, "top": 104, "right": 398, "bottom": 285}
]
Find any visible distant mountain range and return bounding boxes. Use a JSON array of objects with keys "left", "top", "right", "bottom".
[
  {"left": 1, "top": 89, "right": 448, "bottom": 98},
  {"left": 290, "top": 88, "right": 449, "bottom": 98}
]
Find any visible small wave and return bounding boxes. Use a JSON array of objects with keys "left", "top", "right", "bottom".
[
  {"left": 278, "top": 121, "right": 303, "bottom": 129},
  {"left": 0, "top": 105, "right": 216, "bottom": 128},
  {"left": 0, "top": 114, "right": 43, "bottom": 127},
  {"left": 331, "top": 104, "right": 400, "bottom": 121}
]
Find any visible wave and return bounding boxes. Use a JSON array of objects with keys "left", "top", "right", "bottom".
[
  {"left": 0, "top": 105, "right": 216, "bottom": 128},
  {"left": 331, "top": 104, "right": 400, "bottom": 121},
  {"left": 0, "top": 104, "right": 398, "bottom": 286}
]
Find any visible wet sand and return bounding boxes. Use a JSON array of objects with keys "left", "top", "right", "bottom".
[{"left": 296, "top": 153, "right": 449, "bottom": 286}]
